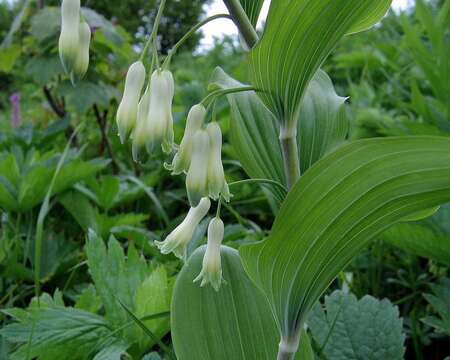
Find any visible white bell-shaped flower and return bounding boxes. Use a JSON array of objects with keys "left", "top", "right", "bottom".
[
  {"left": 155, "top": 197, "right": 211, "bottom": 260},
  {"left": 58, "top": 0, "right": 80, "bottom": 75},
  {"left": 116, "top": 61, "right": 146, "bottom": 143},
  {"left": 194, "top": 217, "right": 225, "bottom": 291},
  {"left": 206, "top": 122, "right": 230, "bottom": 201},
  {"left": 170, "top": 104, "right": 206, "bottom": 175},
  {"left": 133, "top": 69, "right": 174, "bottom": 158},
  {"left": 186, "top": 130, "right": 210, "bottom": 207},
  {"left": 71, "top": 20, "right": 91, "bottom": 84},
  {"left": 131, "top": 84, "right": 151, "bottom": 162}
]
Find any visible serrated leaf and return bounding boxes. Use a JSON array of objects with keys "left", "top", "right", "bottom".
[
  {"left": 171, "top": 245, "right": 314, "bottom": 360},
  {"left": 58, "top": 81, "right": 113, "bottom": 114},
  {"left": 0, "top": 307, "right": 113, "bottom": 360},
  {"left": 422, "top": 278, "right": 450, "bottom": 336},
  {"left": 249, "top": 0, "right": 391, "bottom": 124},
  {"left": 85, "top": 231, "right": 149, "bottom": 342},
  {"left": 308, "top": 290, "right": 405, "bottom": 360},
  {"left": 240, "top": 136, "right": 450, "bottom": 354}
]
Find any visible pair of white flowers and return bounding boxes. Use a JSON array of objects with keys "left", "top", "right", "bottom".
[
  {"left": 117, "top": 61, "right": 231, "bottom": 290},
  {"left": 58, "top": 0, "right": 91, "bottom": 84},
  {"left": 155, "top": 198, "right": 225, "bottom": 291},
  {"left": 116, "top": 61, "right": 174, "bottom": 160},
  {"left": 169, "top": 104, "right": 230, "bottom": 207}
]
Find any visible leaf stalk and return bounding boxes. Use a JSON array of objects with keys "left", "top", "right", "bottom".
[{"left": 222, "top": 0, "right": 259, "bottom": 48}]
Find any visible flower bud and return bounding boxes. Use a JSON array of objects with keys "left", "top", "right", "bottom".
[
  {"left": 155, "top": 197, "right": 211, "bottom": 260},
  {"left": 186, "top": 130, "right": 210, "bottom": 207},
  {"left": 70, "top": 20, "right": 91, "bottom": 84},
  {"left": 131, "top": 84, "right": 151, "bottom": 162},
  {"left": 170, "top": 104, "right": 206, "bottom": 175},
  {"left": 149, "top": 70, "right": 175, "bottom": 153},
  {"left": 116, "top": 61, "right": 146, "bottom": 143},
  {"left": 194, "top": 217, "right": 225, "bottom": 291},
  {"left": 206, "top": 122, "right": 230, "bottom": 201},
  {"left": 58, "top": 0, "right": 80, "bottom": 74}
]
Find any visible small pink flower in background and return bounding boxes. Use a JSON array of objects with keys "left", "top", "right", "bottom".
[{"left": 9, "top": 92, "right": 21, "bottom": 128}]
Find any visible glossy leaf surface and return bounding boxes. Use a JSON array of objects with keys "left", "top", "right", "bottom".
[{"left": 240, "top": 136, "right": 450, "bottom": 345}]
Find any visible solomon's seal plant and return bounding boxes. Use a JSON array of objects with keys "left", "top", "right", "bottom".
[{"left": 59, "top": 0, "right": 450, "bottom": 359}]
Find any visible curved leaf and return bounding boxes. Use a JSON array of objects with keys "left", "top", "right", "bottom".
[
  {"left": 171, "top": 245, "right": 314, "bottom": 360},
  {"left": 240, "top": 136, "right": 450, "bottom": 350},
  {"left": 211, "top": 67, "right": 285, "bottom": 204},
  {"left": 298, "top": 70, "right": 348, "bottom": 174},
  {"left": 212, "top": 67, "right": 348, "bottom": 199},
  {"left": 249, "top": 0, "right": 392, "bottom": 123}
]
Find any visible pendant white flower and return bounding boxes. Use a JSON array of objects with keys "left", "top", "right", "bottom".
[
  {"left": 155, "top": 197, "right": 211, "bottom": 260},
  {"left": 206, "top": 122, "right": 230, "bottom": 201},
  {"left": 116, "top": 61, "right": 146, "bottom": 143},
  {"left": 186, "top": 129, "right": 210, "bottom": 207},
  {"left": 58, "top": 0, "right": 80, "bottom": 75},
  {"left": 170, "top": 104, "right": 206, "bottom": 175},
  {"left": 71, "top": 20, "right": 91, "bottom": 84},
  {"left": 132, "top": 69, "right": 174, "bottom": 158},
  {"left": 194, "top": 217, "right": 225, "bottom": 291}
]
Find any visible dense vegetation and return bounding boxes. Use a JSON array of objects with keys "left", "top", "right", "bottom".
[{"left": 0, "top": 0, "right": 449, "bottom": 359}]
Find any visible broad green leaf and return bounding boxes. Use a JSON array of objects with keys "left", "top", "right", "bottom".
[
  {"left": 382, "top": 223, "right": 450, "bottom": 266},
  {"left": 249, "top": 0, "right": 391, "bottom": 123},
  {"left": 93, "top": 342, "right": 129, "bottom": 360},
  {"left": 297, "top": 70, "right": 348, "bottom": 174},
  {"left": 58, "top": 81, "right": 114, "bottom": 114},
  {"left": 26, "top": 56, "right": 65, "bottom": 86},
  {"left": 240, "top": 136, "right": 450, "bottom": 353},
  {"left": 212, "top": 67, "right": 348, "bottom": 197},
  {"left": 30, "top": 7, "right": 60, "bottom": 41},
  {"left": 211, "top": 67, "right": 285, "bottom": 204},
  {"left": 422, "top": 278, "right": 450, "bottom": 336},
  {"left": 134, "top": 267, "right": 171, "bottom": 351},
  {"left": 171, "top": 245, "right": 314, "bottom": 360},
  {"left": 308, "top": 290, "right": 405, "bottom": 360}
]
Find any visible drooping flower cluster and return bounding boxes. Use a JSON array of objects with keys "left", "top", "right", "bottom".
[
  {"left": 58, "top": 0, "right": 91, "bottom": 83},
  {"left": 166, "top": 104, "right": 230, "bottom": 207},
  {"left": 116, "top": 64, "right": 175, "bottom": 160},
  {"left": 113, "top": 25, "right": 231, "bottom": 292}
]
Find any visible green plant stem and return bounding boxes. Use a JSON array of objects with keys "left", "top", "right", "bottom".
[
  {"left": 277, "top": 334, "right": 300, "bottom": 360},
  {"left": 163, "top": 14, "right": 232, "bottom": 68},
  {"left": 229, "top": 178, "right": 287, "bottom": 194},
  {"left": 201, "top": 86, "right": 255, "bottom": 107},
  {"left": 140, "top": 0, "right": 166, "bottom": 63},
  {"left": 280, "top": 137, "right": 300, "bottom": 190},
  {"left": 280, "top": 123, "right": 300, "bottom": 190},
  {"left": 222, "top": 0, "right": 259, "bottom": 48}
]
